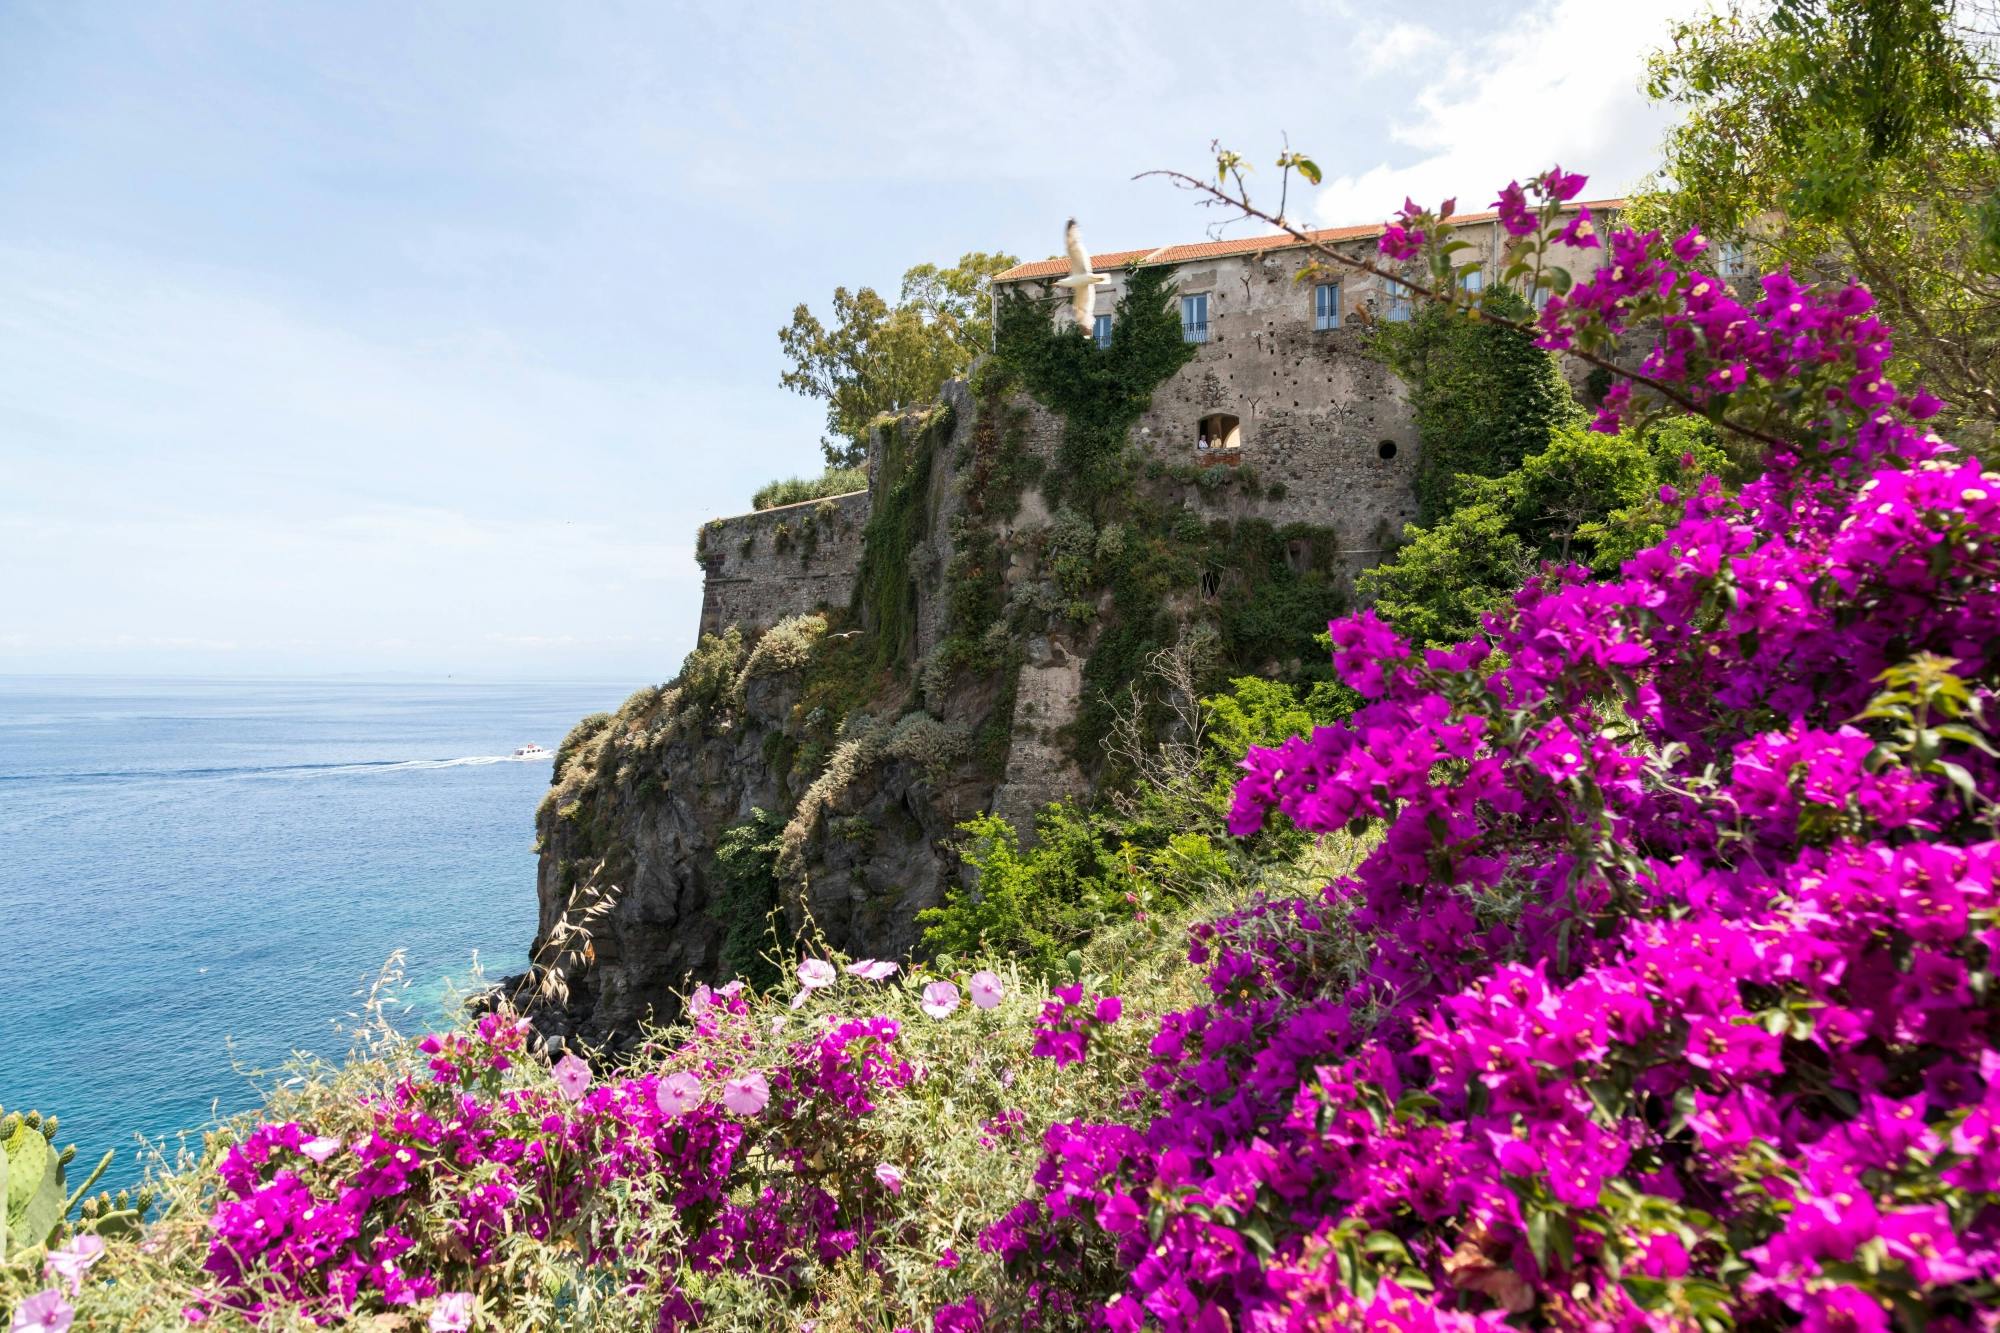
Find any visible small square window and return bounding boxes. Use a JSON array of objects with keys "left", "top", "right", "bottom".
[
  {"left": 1313, "top": 282, "right": 1340, "bottom": 331},
  {"left": 1181, "top": 293, "right": 1209, "bottom": 344},
  {"left": 1093, "top": 313, "right": 1113, "bottom": 348}
]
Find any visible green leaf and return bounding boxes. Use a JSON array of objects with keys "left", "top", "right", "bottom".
[
  {"left": 1292, "top": 157, "right": 1323, "bottom": 185},
  {"left": 1527, "top": 1207, "right": 1554, "bottom": 1270},
  {"left": 6, "top": 1120, "right": 64, "bottom": 1253}
]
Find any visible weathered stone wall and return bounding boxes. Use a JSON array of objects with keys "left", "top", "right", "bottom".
[
  {"left": 696, "top": 489, "right": 872, "bottom": 637},
  {"left": 993, "top": 217, "right": 1616, "bottom": 576}
]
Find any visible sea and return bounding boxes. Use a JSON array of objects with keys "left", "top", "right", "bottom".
[{"left": 0, "top": 675, "right": 635, "bottom": 1193}]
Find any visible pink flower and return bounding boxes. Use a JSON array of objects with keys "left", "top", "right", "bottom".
[
  {"left": 846, "top": 959, "right": 899, "bottom": 980},
  {"left": 967, "top": 970, "right": 1005, "bottom": 1009},
  {"left": 1095, "top": 996, "right": 1123, "bottom": 1024},
  {"left": 722, "top": 1071, "right": 770, "bottom": 1115},
  {"left": 43, "top": 1235, "right": 104, "bottom": 1295},
  {"left": 797, "top": 958, "right": 837, "bottom": 989},
  {"left": 299, "top": 1135, "right": 342, "bottom": 1164},
  {"left": 875, "top": 1162, "right": 905, "bottom": 1193},
  {"left": 938, "top": 1247, "right": 961, "bottom": 1270},
  {"left": 656, "top": 1070, "right": 703, "bottom": 1116},
  {"left": 430, "top": 1292, "right": 475, "bottom": 1332},
  {"left": 921, "top": 981, "right": 962, "bottom": 1018},
  {"left": 551, "top": 1052, "right": 592, "bottom": 1102},
  {"left": 9, "top": 1290, "right": 73, "bottom": 1333}
]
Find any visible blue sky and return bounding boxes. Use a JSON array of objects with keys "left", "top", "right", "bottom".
[{"left": 0, "top": 0, "right": 1707, "bottom": 681}]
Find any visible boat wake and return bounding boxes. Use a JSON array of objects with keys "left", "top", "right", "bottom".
[{"left": 7, "top": 753, "right": 554, "bottom": 786}]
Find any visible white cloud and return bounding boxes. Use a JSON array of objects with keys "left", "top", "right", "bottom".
[
  {"left": 1362, "top": 21, "right": 1444, "bottom": 72},
  {"left": 1313, "top": 0, "right": 1714, "bottom": 225}
]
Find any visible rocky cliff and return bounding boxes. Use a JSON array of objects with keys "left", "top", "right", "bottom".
[{"left": 513, "top": 275, "right": 1377, "bottom": 1045}]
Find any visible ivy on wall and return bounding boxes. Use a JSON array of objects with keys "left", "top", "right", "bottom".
[
  {"left": 992, "top": 263, "right": 1198, "bottom": 515},
  {"left": 854, "top": 406, "right": 950, "bottom": 671},
  {"left": 1370, "top": 284, "right": 1582, "bottom": 523}
]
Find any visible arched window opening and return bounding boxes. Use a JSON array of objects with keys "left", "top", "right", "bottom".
[{"left": 1196, "top": 413, "right": 1242, "bottom": 453}]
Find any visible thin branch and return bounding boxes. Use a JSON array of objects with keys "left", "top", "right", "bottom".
[{"left": 1135, "top": 167, "right": 1795, "bottom": 452}]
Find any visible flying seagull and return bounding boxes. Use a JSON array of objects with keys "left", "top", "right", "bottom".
[{"left": 1053, "top": 218, "right": 1111, "bottom": 333}]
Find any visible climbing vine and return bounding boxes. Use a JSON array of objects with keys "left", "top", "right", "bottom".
[
  {"left": 993, "top": 262, "right": 1197, "bottom": 515},
  {"left": 854, "top": 406, "right": 948, "bottom": 671},
  {"left": 1371, "top": 283, "right": 1582, "bottom": 522}
]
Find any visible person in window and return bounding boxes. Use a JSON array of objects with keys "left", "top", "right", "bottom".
[{"left": 1197, "top": 433, "right": 1210, "bottom": 451}]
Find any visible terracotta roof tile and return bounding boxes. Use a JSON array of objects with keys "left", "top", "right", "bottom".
[{"left": 991, "top": 200, "right": 1625, "bottom": 283}]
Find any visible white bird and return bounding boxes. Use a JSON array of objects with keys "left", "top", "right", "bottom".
[{"left": 1052, "top": 218, "right": 1111, "bottom": 333}]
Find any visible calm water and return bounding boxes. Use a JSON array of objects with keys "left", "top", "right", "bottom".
[{"left": 0, "top": 676, "right": 632, "bottom": 1191}]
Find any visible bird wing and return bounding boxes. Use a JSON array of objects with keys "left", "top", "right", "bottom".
[
  {"left": 1065, "top": 220, "right": 1093, "bottom": 276},
  {"left": 1070, "top": 283, "right": 1095, "bottom": 329}
]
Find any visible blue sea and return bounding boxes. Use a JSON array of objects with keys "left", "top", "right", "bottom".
[{"left": 0, "top": 676, "right": 633, "bottom": 1193}]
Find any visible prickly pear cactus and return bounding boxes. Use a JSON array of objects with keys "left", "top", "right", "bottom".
[
  {"left": 0, "top": 1103, "right": 151, "bottom": 1264},
  {"left": 2, "top": 1107, "right": 65, "bottom": 1259}
]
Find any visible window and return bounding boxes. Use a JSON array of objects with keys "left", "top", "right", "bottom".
[
  {"left": 1093, "top": 313, "right": 1112, "bottom": 348},
  {"left": 1196, "top": 413, "right": 1241, "bottom": 452},
  {"left": 1181, "top": 293, "right": 1209, "bottom": 343},
  {"left": 1457, "top": 268, "right": 1484, "bottom": 294},
  {"left": 1313, "top": 282, "right": 1340, "bottom": 331},
  {"left": 1383, "top": 284, "right": 1414, "bottom": 323}
]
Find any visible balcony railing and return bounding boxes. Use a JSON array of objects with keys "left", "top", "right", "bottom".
[{"left": 1182, "top": 321, "right": 1209, "bottom": 344}]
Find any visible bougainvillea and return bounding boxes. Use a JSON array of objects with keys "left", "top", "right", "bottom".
[
  {"left": 157, "top": 169, "right": 2000, "bottom": 1332},
  {"left": 972, "top": 175, "right": 2000, "bottom": 1330},
  {"left": 191, "top": 999, "right": 915, "bottom": 1328}
]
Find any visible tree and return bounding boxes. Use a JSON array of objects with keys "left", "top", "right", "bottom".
[
  {"left": 1360, "top": 418, "right": 1729, "bottom": 647},
  {"left": 1370, "top": 285, "right": 1583, "bottom": 523},
  {"left": 1637, "top": 0, "right": 2000, "bottom": 449},
  {"left": 779, "top": 251, "right": 1017, "bottom": 468}
]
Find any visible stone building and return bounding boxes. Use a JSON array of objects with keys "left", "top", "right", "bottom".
[
  {"left": 986, "top": 198, "right": 1623, "bottom": 558},
  {"left": 696, "top": 200, "right": 1620, "bottom": 637}
]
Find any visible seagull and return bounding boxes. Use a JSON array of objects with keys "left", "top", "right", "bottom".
[{"left": 1053, "top": 218, "right": 1111, "bottom": 333}]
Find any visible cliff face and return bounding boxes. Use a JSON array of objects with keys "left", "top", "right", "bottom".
[
  {"left": 520, "top": 279, "right": 1398, "bottom": 1044},
  {"left": 521, "top": 393, "right": 1014, "bottom": 1046}
]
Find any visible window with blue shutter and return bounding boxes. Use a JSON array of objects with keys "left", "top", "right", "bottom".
[
  {"left": 1313, "top": 282, "right": 1339, "bottom": 331},
  {"left": 1181, "top": 293, "right": 1209, "bottom": 343}
]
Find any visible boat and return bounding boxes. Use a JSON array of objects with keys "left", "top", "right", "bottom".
[{"left": 512, "top": 743, "right": 552, "bottom": 760}]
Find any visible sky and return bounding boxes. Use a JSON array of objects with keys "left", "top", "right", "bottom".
[{"left": 0, "top": 0, "right": 1714, "bottom": 682}]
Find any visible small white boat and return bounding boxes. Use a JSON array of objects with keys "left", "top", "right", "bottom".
[{"left": 512, "top": 743, "right": 551, "bottom": 760}]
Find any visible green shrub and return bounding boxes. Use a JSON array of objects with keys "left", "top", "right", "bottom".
[
  {"left": 751, "top": 466, "right": 868, "bottom": 512},
  {"left": 1372, "top": 284, "right": 1583, "bottom": 523},
  {"left": 551, "top": 712, "right": 613, "bottom": 787},
  {"left": 711, "top": 809, "right": 790, "bottom": 990},
  {"left": 919, "top": 805, "right": 1143, "bottom": 978}
]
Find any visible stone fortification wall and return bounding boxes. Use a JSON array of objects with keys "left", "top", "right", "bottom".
[{"left": 696, "top": 489, "right": 872, "bottom": 637}]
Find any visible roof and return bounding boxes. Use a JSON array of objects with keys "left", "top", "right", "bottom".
[{"left": 990, "top": 199, "right": 1626, "bottom": 284}]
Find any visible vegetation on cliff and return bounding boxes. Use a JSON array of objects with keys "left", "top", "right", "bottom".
[{"left": 751, "top": 466, "right": 868, "bottom": 512}]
